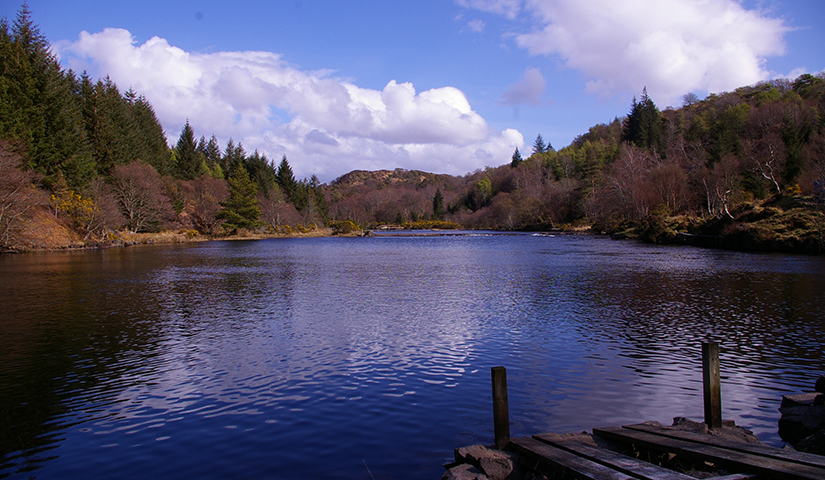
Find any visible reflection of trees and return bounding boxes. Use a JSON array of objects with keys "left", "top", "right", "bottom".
[
  {"left": 563, "top": 262, "right": 824, "bottom": 372},
  {"left": 0, "top": 248, "right": 170, "bottom": 473}
]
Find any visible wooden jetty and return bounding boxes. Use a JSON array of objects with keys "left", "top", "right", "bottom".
[{"left": 476, "top": 343, "right": 825, "bottom": 480}]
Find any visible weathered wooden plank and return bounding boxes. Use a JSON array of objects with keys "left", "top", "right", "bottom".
[
  {"left": 623, "top": 423, "right": 825, "bottom": 469},
  {"left": 712, "top": 475, "right": 757, "bottom": 480},
  {"left": 703, "top": 342, "right": 722, "bottom": 429},
  {"left": 508, "top": 436, "right": 635, "bottom": 480},
  {"left": 491, "top": 366, "right": 510, "bottom": 449},
  {"left": 533, "top": 433, "right": 695, "bottom": 480},
  {"left": 593, "top": 426, "right": 825, "bottom": 480}
]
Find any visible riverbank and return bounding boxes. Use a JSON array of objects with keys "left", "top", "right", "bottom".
[
  {"left": 1, "top": 210, "right": 346, "bottom": 253},
  {"left": 614, "top": 195, "right": 825, "bottom": 255},
  {"left": 5, "top": 195, "right": 823, "bottom": 254}
]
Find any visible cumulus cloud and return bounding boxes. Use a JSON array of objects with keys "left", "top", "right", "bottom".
[
  {"left": 462, "top": 0, "right": 790, "bottom": 105},
  {"left": 499, "top": 67, "right": 546, "bottom": 106},
  {"left": 55, "top": 28, "right": 521, "bottom": 181}
]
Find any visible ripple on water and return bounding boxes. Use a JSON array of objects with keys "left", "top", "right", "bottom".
[{"left": 0, "top": 236, "right": 823, "bottom": 479}]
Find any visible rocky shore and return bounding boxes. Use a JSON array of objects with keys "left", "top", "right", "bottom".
[{"left": 778, "top": 376, "right": 825, "bottom": 455}]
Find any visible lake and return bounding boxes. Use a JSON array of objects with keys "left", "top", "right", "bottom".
[{"left": 1, "top": 234, "right": 823, "bottom": 479}]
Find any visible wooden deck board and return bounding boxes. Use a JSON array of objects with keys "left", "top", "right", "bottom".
[
  {"left": 508, "top": 436, "right": 636, "bottom": 480},
  {"left": 533, "top": 433, "right": 696, "bottom": 480},
  {"left": 593, "top": 426, "right": 825, "bottom": 480},
  {"left": 623, "top": 423, "right": 825, "bottom": 469}
]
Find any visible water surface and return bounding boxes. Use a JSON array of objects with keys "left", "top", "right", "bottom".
[{"left": 1, "top": 234, "right": 823, "bottom": 479}]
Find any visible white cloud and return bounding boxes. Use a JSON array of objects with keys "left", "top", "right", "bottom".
[
  {"left": 468, "top": 19, "right": 487, "bottom": 33},
  {"left": 499, "top": 67, "right": 546, "bottom": 106},
  {"left": 463, "top": 0, "right": 790, "bottom": 105},
  {"left": 455, "top": 0, "right": 522, "bottom": 19},
  {"left": 55, "top": 28, "right": 521, "bottom": 181}
]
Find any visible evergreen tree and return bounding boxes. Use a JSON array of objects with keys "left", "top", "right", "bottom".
[
  {"left": 433, "top": 188, "right": 445, "bottom": 219},
  {"left": 82, "top": 76, "right": 134, "bottom": 174},
  {"left": 309, "top": 174, "right": 329, "bottom": 222},
  {"left": 222, "top": 138, "right": 245, "bottom": 173},
  {"left": 0, "top": 4, "right": 94, "bottom": 187},
  {"left": 197, "top": 134, "right": 222, "bottom": 177},
  {"left": 216, "top": 164, "right": 261, "bottom": 233},
  {"left": 621, "top": 87, "right": 664, "bottom": 154},
  {"left": 276, "top": 155, "right": 298, "bottom": 200},
  {"left": 174, "top": 120, "right": 201, "bottom": 180},
  {"left": 533, "top": 134, "right": 546, "bottom": 155},
  {"left": 244, "top": 150, "right": 278, "bottom": 198},
  {"left": 131, "top": 95, "right": 169, "bottom": 175},
  {"left": 510, "top": 147, "right": 523, "bottom": 168}
]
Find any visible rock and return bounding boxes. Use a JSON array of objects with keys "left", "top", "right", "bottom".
[
  {"left": 671, "top": 417, "right": 762, "bottom": 444},
  {"left": 781, "top": 392, "right": 823, "bottom": 408},
  {"left": 454, "top": 445, "right": 521, "bottom": 480},
  {"left": 441, "top": 463, "right": 489, "bottom": 480},
  {"left": 796, "top": 430, "right": 825, "bottom": 455},
  {"left": 778, "top": 405, "right": 825, "bottom": 446}
]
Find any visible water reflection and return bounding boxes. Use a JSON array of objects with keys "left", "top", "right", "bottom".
[{"left": 0, "top": 237, "right": 823, "bottom": 479}]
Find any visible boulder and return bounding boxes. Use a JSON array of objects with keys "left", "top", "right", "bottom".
[
  {"left": 671, "top": 417, "right": 763, "bottom": 444},
  {"left": 796, "top": 430, "right": 825, "bottom": 455},
  {"left": 454, "top": 445, "right": 521, "bottom": 480},
  {"left": 781, "top": 392, "right": 823, "bottom": 408},
  {"left": 778, "top": 405, "right": 825, "bottom": 447},
  {"left": 441, "top": 463, "right": 489, "bottom": 480}
]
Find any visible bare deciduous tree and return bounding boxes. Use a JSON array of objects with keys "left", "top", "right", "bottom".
[
  {"left": 0, "top": 144, "right": 47, "bottom": 249},
  {"left": 109, "top": 162, "right": 174, "bottom": 233}
]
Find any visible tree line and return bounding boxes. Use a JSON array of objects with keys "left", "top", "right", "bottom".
[
  {"left": 3, "top": 3, "right": 824, "bottom": 252},
  {"left": 0, "top": 5, "right": 326, "bottom": 248},
  {"left": 325, "top": 78, "right": 825, "bottom": 252}
]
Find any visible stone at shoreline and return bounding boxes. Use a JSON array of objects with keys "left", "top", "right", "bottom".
[
  {"left": 441, "top": 463, "right": 489, "bottom": 480},
  {"left": 667, "top": 417, "right": 763, "bottom": 444},
  {"left": 778, "top": 405, "right": 825, "bottom": 447},
  {"left": 778, "top": 376, "right": 825, "bottom": 453},
  {"left": 816, "top": 376, "right": 825, "bottom": 394},
  {"left": 781, "top": 392, "right": 824, "bottom": 408},
  {"left": 451, "top": 445, "right": 521, "bottom": 480}
]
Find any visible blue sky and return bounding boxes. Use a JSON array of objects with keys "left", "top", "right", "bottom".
[{"left": 4, "top": 0, "right": 825, "bottom": 181}]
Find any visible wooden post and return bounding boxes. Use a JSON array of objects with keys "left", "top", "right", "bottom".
[
  {"left": 702, "top": 342, "right": 722, "bottom": 429},
  {"left": 491, "top": 366, "right": 510, "bottom": 449}
]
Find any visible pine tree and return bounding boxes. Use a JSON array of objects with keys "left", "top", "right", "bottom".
[
  {"left": 174, "top": 120, "right": 201, "bottom": 180},
  {"left": 510, "top": 147, "right": 523, "bottom": 168},
  {"left": 222, "top": 138, "right": 245, "bottom": 173},
  {"left": 533, "top": 134, "right": 546, "bottom": 155},
  {"left": 276, "top": 155, "right": 297, "bottom": 201},
  {"left": 433, "top": 188, "right": 445, "bottom": 219},
  {"left": 621, "top": 87, "right": 664, "bottom": 154},
  {"left": 131, "top": 95, "right": 169, "bottom": 175},
  {"left": 309, "top": 174, "right": 329, "bottom": 222},
  {"left": 83, "top": 76, "right": 134, "bottom": 174},
  {"left": 0, "top": 4, "right": 94, "bottom": 187},
  {"left": 216, "top": 164, "right": 261, "bottom": 233},
  {"left": 197, "top": 134, "right": 222, "bottom": 177}
]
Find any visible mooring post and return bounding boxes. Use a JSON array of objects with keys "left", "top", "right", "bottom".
[
  {"left": 702, "top": 342, "right": 722, "bottom": 429},
  {"left": 491, "top": 366, "right": 510, "bottom": 449}
]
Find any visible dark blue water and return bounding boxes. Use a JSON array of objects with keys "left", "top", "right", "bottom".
[{"left": 1, "top": 234, "right": 823, "bottom": 479}]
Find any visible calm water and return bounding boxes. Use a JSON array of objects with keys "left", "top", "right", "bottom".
[{"left": 0, "top": 234, "right": 823, "bottom": 479}]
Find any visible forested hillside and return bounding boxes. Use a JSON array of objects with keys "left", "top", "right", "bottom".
[
  {"left": 2, "top": 4, "right": 824, "bottom": 253},
  {"left": 0, "top": 6, "right": 325, "bottom": 250},
  {"left": 324, "top": 83, "right": 825, "bottom": 253}
]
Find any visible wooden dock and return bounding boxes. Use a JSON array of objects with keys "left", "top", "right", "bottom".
[
  {"left": 469, "top": 344, "right": 825, "bottom": 480},
  {"left": 507, "top": 423, "right": 825, "bottom": 480}
]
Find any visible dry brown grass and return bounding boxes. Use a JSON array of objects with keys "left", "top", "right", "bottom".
[{"left": 2, "top": 209, "right": 338, "bottom": 253}]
